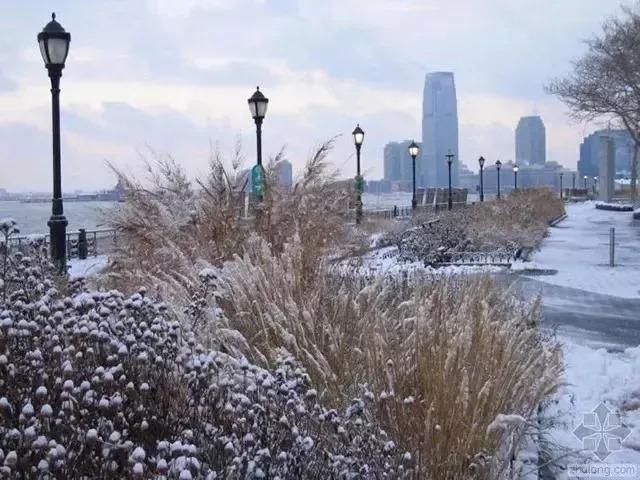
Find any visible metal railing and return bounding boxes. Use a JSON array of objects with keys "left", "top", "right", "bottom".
[
  {"left": 440, "top": 251, "right": 518, "bottom": 266},
  {"left": 8, "top": 228, "right": 118, "bottom": 259},
  {"left": 364, "top": 202, "right": 468, "bottom": 219}
]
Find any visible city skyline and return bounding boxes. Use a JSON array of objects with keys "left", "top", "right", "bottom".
[{"left": 0, "top": 1, "right": 635, "bottom": 192}]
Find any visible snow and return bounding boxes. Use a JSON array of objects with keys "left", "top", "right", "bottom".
[
  {"left": 519, "top": 202, "right": 640, "bottom": 299},
  {"left": 595, "top": 202, "right": 634, "bottom": 211},
  {"left": 545, "top": 339, "right": 640, "bottom": 473},
  {"left": 67, "top": 255, "right": 108, "bottom": 279},
  {"left": 486, "top": 414, "right": 526, "bottom": 434},
  {"left": 339, "top": 245, "right": 505, "bottom": 279}
]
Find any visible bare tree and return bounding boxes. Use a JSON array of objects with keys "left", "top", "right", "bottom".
[{"left": 547, "top": 5, "right": 640, "bottom": 201}]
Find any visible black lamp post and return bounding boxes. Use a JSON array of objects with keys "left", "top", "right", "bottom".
[
  {"left": 593, "top": 176, "right": 598, "bottom": 196},
  {"left": 248, "top": 87, "right": 268, "bottom": 202},
  {"left": 248, "top": 86, "right": 269, "bottom": 167},
  {"left": 38, "top": 13, "right": 71, "bottom": 273},
  {"left": 352, "top": 124, "right": 364, "bottom": 224},
  {"left": 495, "top": 160, "right": 502, "bottom": 199},
  {"left": 560, "top": 172, "right": 564, "bottom": 199},
  {"left": 445, "top": 150, "right": 455, "bottom": 210},
  {"left": 513, "top": 164, "right": 519, "bottom": 191},
  {"left": 572, "top": 172, "right": 576, "bottom": 190},
  {"left": 408, "top": 141, "right": 420, "bottom": 210},
  {"left": 584, "top": 175, "right": 588, "bottom": 190},
  {"left": 478, "top": 156, "right": 485, "bottom": 202}
]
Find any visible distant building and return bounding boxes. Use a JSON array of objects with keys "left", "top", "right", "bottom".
[
  {"left": 365, "top": 180, "right": 392, "bottom": 194},
  {"left": 0, "top": 188, "right": 7, "bottom": 199},
  {"left": 458, "top": 163, "right": 478, "bottom": 193},
  {"left": 383, "top": 140, "right": 419, "bottom": 185},
  {"left": 579, "top": 129, "right": 634, "bottom": 178},
  {"left": 515, "top": 116, "right": 546, "bottom": 166},
  {"left": 422, "top": 72, "right": 459, "bottom": 187},
  {"left": 482, "top": 161, "right": 572, "bottom": 193},
  {"left": 274, "top": 160, "right": 293, "bottom": 188}
]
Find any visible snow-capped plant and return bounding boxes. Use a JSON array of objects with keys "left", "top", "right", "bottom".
[
  {"left": 214, "top": 233, "right": 563, "bottom": 479},
  {"left": 105, "top": 140, "right": 349, "bottom": 300},
  {"left": 398, "top": 188, "right": 565, "bottom": 264},
  {"left": 0, "top": 238, "right": 411, "bottom": 479}
]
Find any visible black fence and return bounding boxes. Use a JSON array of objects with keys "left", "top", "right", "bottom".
[
  {"left": 364, "top": 202, "right": 468, "bottom": 220},
  {"left": 8, "top": 228, "right": 118, "bottom": 260}
]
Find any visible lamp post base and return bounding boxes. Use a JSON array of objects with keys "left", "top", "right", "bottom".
[
  {"left": 48, "top": 214, "right": 68, "bottom": 273},
  {"left": 411, "top": 198, "right": 417, "bottom": 211}
]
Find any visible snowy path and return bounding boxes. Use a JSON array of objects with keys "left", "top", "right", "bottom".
[
  {"left": 515, "top": 201, "right": 640, "bottom": 299},
  {"left": 512, "top": 202, "right": 640, "bottom": 476}
]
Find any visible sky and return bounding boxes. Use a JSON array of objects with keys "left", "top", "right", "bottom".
[{"left": 0, "top": 0, "right": 634, "bottom": 192}]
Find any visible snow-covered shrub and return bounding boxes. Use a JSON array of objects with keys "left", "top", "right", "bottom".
[
  {"left": 0, "top": 241, "right": 411, "bottom": 479},
  {"left": 216, "top": 236, "right": 563, "bottom": 478},
  {"left": 399, "top": 188, "right": 565, "bottom": 264},
  {"left": 1, "top": 219, "right": 52, "bottom": 303},
  {"left": 397, "top": 213, "right": 472, "bottom": 265}
]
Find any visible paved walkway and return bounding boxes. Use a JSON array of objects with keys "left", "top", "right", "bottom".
[
  {"left": 515, "top": 201, "right": 640, "bottom": 299},
  {"left": 511, "top": 202, "right": 640, "bottom": 477}
]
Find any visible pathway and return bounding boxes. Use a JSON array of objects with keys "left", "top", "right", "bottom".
[{"left": 512, "top": 202, "right": 640, "bottom": 478}]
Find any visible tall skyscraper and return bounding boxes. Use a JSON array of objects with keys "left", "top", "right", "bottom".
[
  {"left": 421, "top": 72, "right": 459, "bottom": 187},
  {"left": 383, "top": 140, "right": 417, "bottom": 183},
  {"left": 515, "top": 116, "right": 546, "bottom": 166}
]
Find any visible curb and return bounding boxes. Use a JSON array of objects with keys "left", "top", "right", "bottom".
[{"left": 548, "top": 213, "right": 568, "bottom": 227}]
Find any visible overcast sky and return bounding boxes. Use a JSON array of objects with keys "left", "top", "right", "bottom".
[{"left": 0, "top": 0, "right": 634, "bottom": 192}]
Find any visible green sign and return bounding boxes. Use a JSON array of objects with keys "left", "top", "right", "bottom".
[
  {"left": 354, "top": 175, "right": 364, "bottom": 192},
  {"left": 252, "top": 165, "right": 264, "bottom": 196}
]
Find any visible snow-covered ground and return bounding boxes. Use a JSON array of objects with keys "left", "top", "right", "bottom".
[
  {"left": 514, "top": 201, "right": 640, "bottom": 299},
  {"left": 544, "top": 340, "right": 640, "bottom": 477},
  {"left": 518, "top": 202, "right": 640, "bottom": 475},
  {"left": 67, "top": 254, "right": 108, "bottom": 279},
  {"left": 337, "top": 245, "right": 505, "bottom": 278}
]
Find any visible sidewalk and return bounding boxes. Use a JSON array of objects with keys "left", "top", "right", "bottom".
[
  {"left": 514, "top": 201, "right": 640, "bottom": 299},
  {"left": 520, "top": 202, "right": 640, "bottom": 476}
]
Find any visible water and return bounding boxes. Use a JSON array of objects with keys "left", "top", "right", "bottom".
[{"left": 0, "top": 201, "right": 115, "bottom": 234}]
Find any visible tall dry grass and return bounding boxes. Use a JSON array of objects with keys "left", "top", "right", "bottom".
[
  {"left": 105, "top": 140, "right": 349, "bottom": 302},
  {"left": 468, "top": 188, "right": 565, "bottom": 251},
  {"left": 215, "top": 236, "right": 563, "bottom": 478},
  {"left": 106, "top": 147, "right": 563, "bottom": 478}
]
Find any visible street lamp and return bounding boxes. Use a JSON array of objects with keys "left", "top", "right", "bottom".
[
  {"left": 478, "top": 156, "right": 485, "bottom": 202},
  {"left": 495, "top": 160, "right": 502, "bottom": 199},
  {"left": 583, "top": 175, "right": 588, "bottom": 190},
  {"left": 353, "top": 124, "right": 365, "bottom": 224},
  {"left": 572, "top": 172, "right": 576, "bottom": 190},
  {"left": 248, "top": 86, "right": 269, "bottom": 167},
  {"left": 445, "top": 150, "right": 455, "bottom": 210},
  {"left": 513, "top": 164, "right": 519, "bottom": 191},
  {"left": 559, "top": 172, "right": 564, "bottom": 200},
  {"left": 593, "top": 176, "right": 598, "bottom": 196},
  {"left": 408, "top": 141, "right": 420, "bottom": 211},
  {"left": 38, "top": 13, "right": 71, "bottom": 273}
]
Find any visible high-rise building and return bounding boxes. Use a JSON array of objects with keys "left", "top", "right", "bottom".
[
  {"left": 515, "top": 116, "right": 546, "bottom": 166},
  {"left": 274, "top": 159, "right": 293, "bottom": 188},
  {"left": 421, "top": 72, "right": 459, "bottom": 187},
  {"left": 579, "top": 129, "right": 634, "bottom": 177},
  {"left": 383, "top": 140, "right": 418, "bottom": 183}
]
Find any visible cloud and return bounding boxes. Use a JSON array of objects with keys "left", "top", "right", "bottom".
[
  {"left": 0, "top": 70, "right": 16, "bottom": 92},
  {"left": 0, "top": 0, "right": 636, "bottom": 191}
]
